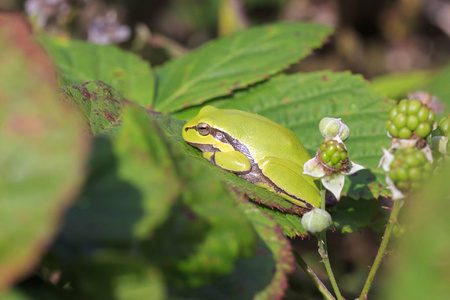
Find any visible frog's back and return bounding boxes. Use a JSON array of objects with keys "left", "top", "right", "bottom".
[{"left": 205, "top": 107, "right": 311, "bottom": 165}]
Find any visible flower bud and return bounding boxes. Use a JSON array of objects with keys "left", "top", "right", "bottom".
[
  {"left": 319, "top": 117, "right": 350, "bottom": 141},
  {"left": 301, "top": 208, "right": 332, "bottom": 234}
]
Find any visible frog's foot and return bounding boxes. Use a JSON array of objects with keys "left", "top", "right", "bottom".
[{"left": 204, "top": 150, "right": 251, "bottom": 174}]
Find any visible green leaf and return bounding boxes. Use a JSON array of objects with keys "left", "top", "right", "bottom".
[
  {"left": 60, "top": 81, "right": 125, "bottom": 136},
  {"left": 69, "top": 252, "right": 166, "bottom": 300},
  {"left": 255, "top": 196, "right": 382, "bottom": 237},
  {"left": 173, "top": 200, "right": 295, "bottom": 300},
  {"left": 243, "top": 204, "right": 295, "bottom": 300},
  {"left": 141, "top": 154, "right": 257, "bottom": 287},
  {"left": 1, "top": 279, "right": 74, "bottom": 300},
  {"left": 257, "top": 206, "right": 308, "bottom": 238},
  {"left": 154, "top": 22, "right": 333, "bottom": 113},
  {"left": 0, "top": 16, "right": 88, "bottom": 295},
  {"left": 39, "top": 36, "right": 154, "bottom": 107},
  {"left": 216, "top": 71, "right": 392, "bottom": 199},
  {"left": 59, "top": 106, "right": 180, "bottom": 245},
  {"left": 370, "top": 70, "right": 433, "bottom": 99},
  {"left": 2, "top": 255, "right": 166, "bottom": 300},
  {"left": 423, "top": 63, "right": 450, "bottom": 116},
  {"left": 380, "top": 164, "right": 450, "bottom": 300},
  {"left": 330, "top": 197, "right": 381, "bottom": 233}
]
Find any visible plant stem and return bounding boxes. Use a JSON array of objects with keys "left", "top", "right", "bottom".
[
  {"left": 294, "top": 251, "right": 336, "bottom": 300},
  {"left": 320, "top": 184, "right": 326, "bottom": 210},
  {"left": 318, "top": 188, "right": 344, "bottom": 300},
  {"left": 318, "top": 232, "right": 344, "bottom": 300},
  {"left": 358, "top": 199, "right": 403, "bottom": 300}
]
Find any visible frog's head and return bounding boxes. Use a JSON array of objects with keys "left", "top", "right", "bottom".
[{"left": 182, "top": 106, "right": 222, "bottom": 151}]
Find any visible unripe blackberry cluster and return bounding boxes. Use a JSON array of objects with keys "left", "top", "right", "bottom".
[
  {"left": 385, "top": 99, "right": 435, "bottom": 139},
  {"left": 388, "top": 147, "right": 433, "bottom": 191},
  {"left": 438, "top": 114, "right": 450, "bottom": 137},
  {"left": 318, "top": 139, "right": 348, "bottom": 171}
]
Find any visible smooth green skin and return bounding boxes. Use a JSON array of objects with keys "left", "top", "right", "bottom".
[{"left": 182, "top": 106, "right": 320, "bottom": 208}]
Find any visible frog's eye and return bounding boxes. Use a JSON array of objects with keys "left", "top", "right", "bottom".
[{"left": 197, "top": 123, "right": 211, "bottom": 136}]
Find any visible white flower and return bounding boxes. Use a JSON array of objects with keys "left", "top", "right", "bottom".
[
  {"left": 378, "top": 148, "right": 405, "bottom": 200},
  {"left": 379, "top": 138, "right": 435, "bottom": 201},
  {"left": 303, "top": 136, "right": 365, "bottom": 200}
]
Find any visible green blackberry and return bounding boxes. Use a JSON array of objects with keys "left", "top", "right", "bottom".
[
  {"left": 386, "top": 99, "right": 435, "bottom": 139},
  {"left": 438, "top": 114, "right": 450, "bottom": 137},
  {"left": 318, "top": 139, "right": 348, "bottom": 171},
  {"left": 388, "top": 147, "right": 433, "bottom": 191}
]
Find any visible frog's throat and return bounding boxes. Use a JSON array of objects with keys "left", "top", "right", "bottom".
[{"left": 207, "top": 129, "right": 313, "bottom": 209}]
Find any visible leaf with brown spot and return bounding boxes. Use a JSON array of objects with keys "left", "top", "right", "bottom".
[
  {"left": 60, "top": 81, "right": 126, "bottom": 136},
  {"left": 0, "top": 14, "right": 88, "bottom": 295}
]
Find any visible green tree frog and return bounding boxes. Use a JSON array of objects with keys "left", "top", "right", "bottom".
[{"left": 182, "top": 106, "right": 320, "bottom": 209}]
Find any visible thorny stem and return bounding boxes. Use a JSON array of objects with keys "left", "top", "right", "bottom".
[
  {"left": 294, "top": 251, "right": 336, "bottom": 300},
  {"left": 358, "top": 199, "right": 403, "bottom": 300},
  {"left": 318, "top": 187, "right": 344, "bottom": 300}
]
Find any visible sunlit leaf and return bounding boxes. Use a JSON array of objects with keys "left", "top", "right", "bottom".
[{"left": 154, "top": 22, "right": 333, "bottom": 113}]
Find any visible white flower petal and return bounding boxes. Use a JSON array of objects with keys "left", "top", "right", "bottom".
[
  {"left": 343, "top": 161, "right": 365, "bottom": 175},
  {"left": 420, "top": 143, "right": 434, "bottom": 163},
  {"left": 378, "top": 148, "right": 394, "bottom": 172},
  {"left": 385, "top": 175, "right": 405, "bottom": 200},
  {"left": 321, "top": 173, "right": 345, "bottom": 200},
  {"left": 303, "top": 157, "right": 326, "bottom": 178},
  {"left": 386, "top": 130, "right": 392, "bottom": 138}
]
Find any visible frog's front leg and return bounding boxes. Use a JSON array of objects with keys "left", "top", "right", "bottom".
[
  {"left": 203, "top": 151, "right": 251, "bottom": 174},
  {"left": 259, "top": 156, "right": 321, "bottom": 208}
]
